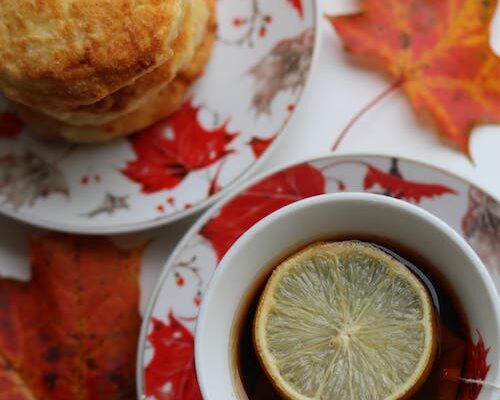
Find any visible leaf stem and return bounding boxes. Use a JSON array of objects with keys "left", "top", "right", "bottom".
[
  {"left": 173, "top": 258, "right": 203, "bottom": 290},
  {"left": 217, "top": 0, "right": 263, "bottom": 47},
  {"left": 332, "top": 77, "right": 405, "bottom": 151}
]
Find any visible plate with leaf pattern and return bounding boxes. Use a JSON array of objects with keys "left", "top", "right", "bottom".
[
  {"left": 0, "top": 0, "right": 319, "bottom": 234},
  {"left": 137, "top": 154, "right": 499, "bottom": 400}
]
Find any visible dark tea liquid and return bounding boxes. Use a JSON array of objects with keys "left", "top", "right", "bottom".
[{"left": 232, "top": 237, "right": 469, "bottom": 400}]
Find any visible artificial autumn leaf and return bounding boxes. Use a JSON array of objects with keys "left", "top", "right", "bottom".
[
  {"left": 144, "top": 313, "right": 201, "bottom": 400},
  {"left": 0, "top": 111, "right": 23, "bottom": 139},
  {"left": 328, "top": 0, "right": 500, "bottom": 154},
  {"left": 0, "top": 151, "right": 69, "bottom": 209},
  {"left": 250, "top": 28, "right": 314, "bottom": 115},
  {"left": 249, "top": 135, "right": 275, "bottom": 158},
  {"left": 287, "top": 0, "right": 303, "bottom": 18},
  {"left": 0, "top": 234, "right": 143, "bottom": 399},
  {"left": 363, "top": 164, "right": 456, "bottom": 203},
  {"left": 458, "top": 332, "right": 491, "bottom": 400},
  {"left": 200, "top": 163, "right": 325, "bottom": 261},
  {"left": 122, "top": 101, "right": 238, "bottom": 193}
]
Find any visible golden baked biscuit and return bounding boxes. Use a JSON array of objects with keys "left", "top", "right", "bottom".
[
  {"left": 0, "top": 0, "right": 186, "bottom": 111},
  {"left": 14, "top": 0, "right": 216, "bottom": 143},
  {"left": 45, "top": 0, "right": 210, "bottom": 125}
]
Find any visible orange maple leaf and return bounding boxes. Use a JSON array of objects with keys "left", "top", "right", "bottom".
[
  {"left": 0, "top": 234, "right": 143, "bottom": 399},
  {"left": 328, "top": 0, "right": 500, "bottom": 154}
]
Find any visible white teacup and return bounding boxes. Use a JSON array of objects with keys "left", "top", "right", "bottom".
[{"left": 195, "top": 193, "right": 500, "bottom": 399}]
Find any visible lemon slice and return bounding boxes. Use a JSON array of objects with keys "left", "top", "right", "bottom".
[{"left": 254, "top": 241, "right": 437, "bottom": 400}]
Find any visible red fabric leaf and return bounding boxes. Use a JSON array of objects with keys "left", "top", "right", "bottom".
[
  {"left": 200, "top": 164, "right": 325, "bottom": 261},
  {"left": 457, "top": 332, "right": 491, "bottom": 400},
  {"left": 0, "top": 111, "right": 23, "bottom": 139},
  {"left": 122, "top": 101, "right": 238, "bottom": 193},
  {"left": 363, "top": 165, "right": 457, "bottom": 203},
  {"left": 0, "top": 234, "right": 143, "bottom": 399},
  {"left": 249, "top": 136, "right": 275, "bottom": 158},
  {"left": 145, "top": 313, "right": 201, "bottom": 400},
  {"left": 287, "top": 0, "right": 303, "bottom": 18}
]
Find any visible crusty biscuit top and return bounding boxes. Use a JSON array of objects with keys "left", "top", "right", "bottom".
[{"left": 0, "top": 0, "right": 186, "bottom": 108}]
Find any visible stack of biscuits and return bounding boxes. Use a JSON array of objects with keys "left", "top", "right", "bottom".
[{"left": 0, "top": 0, "right": 216, "bottom": 143}]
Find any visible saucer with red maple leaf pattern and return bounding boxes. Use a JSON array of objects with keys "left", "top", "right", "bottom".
[
  {"left": 0, "top": 0, "right": 319, "bottom": 234},
  {"left": 137, "top": 154, "right": 499, "bottom": 400}
]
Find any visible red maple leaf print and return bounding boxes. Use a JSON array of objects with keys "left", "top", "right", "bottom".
[
  {"left": 249, "top": 136, "right": 275, "bottom": 158},
  {"left": 0, "top": 111, "right": 23, "bottom": 139},
  {"left": 457, "top": 332, "right": 491, "bottom": 400},
  {"left": 287, "top": 0, "right": 303, "bottom": 18},
  {"left": 364, "top": 165, "right": 457, "bottom": 203},
  {"left": 145, "top": 313, "right": 201, "bottom": 400},
  {"left": 200, "top": 164, "right": 325, "bottom": 261},
  {"left": 122, "top": 101, "right": 238, "bottom": 193}
]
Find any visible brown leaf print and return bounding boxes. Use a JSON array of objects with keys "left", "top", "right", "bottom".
[
  {"left": 81, "top": 193, "right": 130, "bottom": 218},
  {"left": 0, "top": 151, "right": 69, "bottom": 209},
  {"left": 462, "top": 187, "right": 500, "bottom": 272},
  {"left": 249, "top": 28, "right": 314, "bottom": 115}
]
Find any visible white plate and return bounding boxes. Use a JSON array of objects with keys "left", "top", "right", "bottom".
[{"left": 0, "top": 0, "right": 319, "bottom": 234}]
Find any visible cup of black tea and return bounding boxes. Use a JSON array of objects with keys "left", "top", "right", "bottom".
[{"left": 195, "top": 193, "right": 500, "bottom": 400}]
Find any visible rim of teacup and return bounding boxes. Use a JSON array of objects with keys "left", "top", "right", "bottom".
[{"left": 195, "top": 192, "right": 500, "bottom": 399}]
